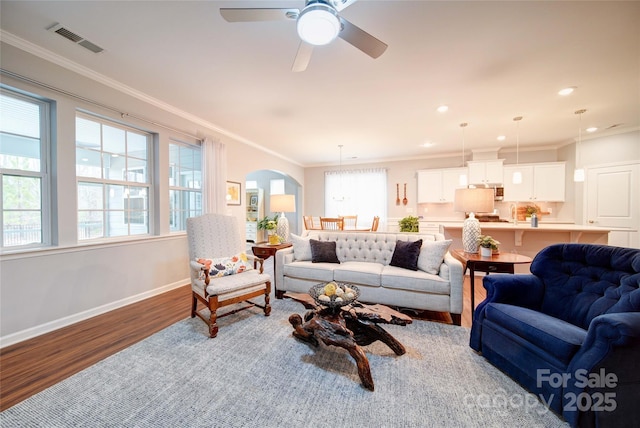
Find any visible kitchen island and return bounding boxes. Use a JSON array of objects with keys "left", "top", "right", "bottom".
[{"left": 439, "top": 222, "right": 614, "bottom": 272}]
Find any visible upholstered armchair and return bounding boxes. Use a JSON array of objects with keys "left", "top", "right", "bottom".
[
  {"left": 186, "top": 213, "right": 271, "bottom": 338},
  {"left": 470, "top": 243, "right": 640, "bottom": 427}
]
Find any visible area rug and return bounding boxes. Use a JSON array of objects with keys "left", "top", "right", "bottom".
[{"left": 1, "top": 298, "right": 568, "bottom": 427}]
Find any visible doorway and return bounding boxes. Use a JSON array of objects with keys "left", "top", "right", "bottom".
[
  {"left": 585, "top": 162, "right": 639, "bottom": 248},
  {"left": 246, "top": 170, "right": 302, "bottom": 240}
]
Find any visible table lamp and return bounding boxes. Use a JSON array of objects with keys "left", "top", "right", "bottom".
[
  {"left": 270, "top": 194, "right": 296, "bottom": 242},
  {"left": 454, "top": 188, "right": 494, "bottom": 253}
]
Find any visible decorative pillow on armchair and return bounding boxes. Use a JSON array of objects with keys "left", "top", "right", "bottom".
[
  {"left": 197, "top": 252, "right": 253, "bottom": 278},
  {"left": 417, "top": 239, "right": 452, "bottom": 274}
]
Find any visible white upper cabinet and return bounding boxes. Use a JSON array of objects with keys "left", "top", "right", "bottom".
[
  {"left": 467, "top": 160, "right": 505, "bottom": 185},
  {"left": 417, "top": 168, "right": 467, "bottom": 203},
  {"left": 503, "top": 162, "right": 566, "bottom": 202}
]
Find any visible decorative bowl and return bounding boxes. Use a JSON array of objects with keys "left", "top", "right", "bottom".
[{"left": 309, "top": 282, "right": 360, "bottom": 308}]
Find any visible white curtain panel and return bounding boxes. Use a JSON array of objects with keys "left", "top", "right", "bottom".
[
  {"left": 202, "top": 137, "right": 227, "bottom": 214},
  {"left": 324, "top": 168, "right": 388, "bottom": 222}
]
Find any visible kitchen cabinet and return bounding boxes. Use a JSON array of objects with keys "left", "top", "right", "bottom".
[
  {"left": 468, "top": 160, "right": 504, "bottom": 185},
  {"left": 502, "top": 162, "right": 565, "bottom": 202},
  {"left": 417, "top": 168, "right": 467, "bottom": 203}
]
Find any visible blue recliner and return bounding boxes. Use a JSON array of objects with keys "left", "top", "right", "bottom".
[{"left": 470, "top": 243, "right": 640, "bottom": 428}]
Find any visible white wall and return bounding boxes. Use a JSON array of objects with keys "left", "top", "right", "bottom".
[{"left": 0, "top": 42, "right": 303, "bottom": 346}]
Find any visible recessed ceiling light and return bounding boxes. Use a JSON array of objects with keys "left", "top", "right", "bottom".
[
  {"left": 558, "top": 87, "right": 576, "bottom": 96},
  {"left": 436, "top": 105, "right": 448, "bottom": 113},
  {"left": 586, "top": 127, "right": 598, "bottom": 133},
  {"left": 421, "top": 141, "right": 435, "bottom": 148},
  {"left": 497, "top": 135, "right": 506, "bottom": 141}
]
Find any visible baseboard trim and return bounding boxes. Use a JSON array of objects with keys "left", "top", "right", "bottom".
[{"left": 0, "top": 280, "right": 189, "bottom": 349}]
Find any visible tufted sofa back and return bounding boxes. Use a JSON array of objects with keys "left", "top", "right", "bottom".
[
  {"left": 531, "top": 243, "right": 640, "bottom": 329},
  {"left": 304, "top": 231, "right": 441, "bottom": 265}
]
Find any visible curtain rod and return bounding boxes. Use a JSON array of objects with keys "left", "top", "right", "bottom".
[{"left": 1, "top": 68, "right": 202, "bottom": 142}]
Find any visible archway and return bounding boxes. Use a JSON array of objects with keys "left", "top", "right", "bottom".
[{"left": 245, "top": 169, "right": 302, "bottom": 242}]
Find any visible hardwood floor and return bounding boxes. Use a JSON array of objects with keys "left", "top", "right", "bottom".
[{"left": 0, "top": 275, "right": 484, "bottom": 411}]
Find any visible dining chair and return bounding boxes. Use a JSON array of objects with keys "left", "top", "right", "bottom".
[
  {"left": 320, "top": 217, "right": 344, "bottom": 230},
  {"left": 303, "top": 215, "right": 316, "bottom": 230},
  {"left": 339, "top": 215, "right": 358, "bottom": 229},
  {"left": 370, "top": 216, "right": 380, "bottom": 232},
  {"left": 186, "top": 213, "right": 271, "bottom": 338}
]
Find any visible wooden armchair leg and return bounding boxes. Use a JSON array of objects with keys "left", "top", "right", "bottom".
[
  {"left": 208, "top": 296, "right": 219, "bottom": 338},
  {"left": 264, "top": 282, "right": 272, "bottom": 316},
  {"left": 191, "top": 293, "right": 197, "bottom": 318}
]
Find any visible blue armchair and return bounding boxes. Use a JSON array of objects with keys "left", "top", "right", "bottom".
[{"left": 470, "top": 244, "right": 640, "bottom": 428}]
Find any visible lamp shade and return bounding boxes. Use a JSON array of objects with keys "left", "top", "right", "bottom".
[
  {"left": 454, "top": 188, "right": 494, "bottom": 214},
  {"left": 270, "top": 194, "right": 296, "bottom": 213},
  {"left": 454, "top": 188, "right": 494, "bottom": 253}
]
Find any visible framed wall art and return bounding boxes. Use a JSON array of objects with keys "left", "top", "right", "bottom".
[{"left": 226, "top": 181, "right": 241, "bottom": 206}]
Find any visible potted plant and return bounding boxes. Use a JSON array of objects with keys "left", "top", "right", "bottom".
[
  {"left": 258, "top": 214, "right": 280, "bottom": 244},
  {"left": 478, "top": 235, "right": 500, "bottom": 257},
  {"left": 398, "top": 215, "right": 419, "bottom": 232}
]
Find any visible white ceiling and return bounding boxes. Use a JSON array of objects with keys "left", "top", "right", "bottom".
[{"left": 1, "top": 1, "right": 639, "bottom": 167}]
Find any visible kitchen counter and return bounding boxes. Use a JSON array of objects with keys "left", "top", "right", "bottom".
[{"left": 439, "top": 222, "right": 621, "bottom": 268}]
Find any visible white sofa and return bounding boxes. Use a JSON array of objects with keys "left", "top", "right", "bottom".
[{"left": 275, "top": 231, "right": 464, "bottom": 325}]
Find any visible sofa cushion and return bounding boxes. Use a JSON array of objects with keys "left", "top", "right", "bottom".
[
  {"left": 485, "top": 303, "right": 587, "bottom": 366},
  {"left": 310, "top": 239, "right": 340, "bottom": 264},
  {"left": 333, "top": 261, "right": 383, "bottom": 287},
  {"left": 417, "top": 239, "right": 452, "bottom": 274},
  {"left": 381, "top": 265, "right": 451, "bottom": 294},
  {"left": 390, "top": 239, "right": 422, "bottom": 271},
  {"left": 290, "top": 233, "right": 312, "bottom": 261},
  {"left": 283, "top": 261, "right": 337, "bottom": 282}
]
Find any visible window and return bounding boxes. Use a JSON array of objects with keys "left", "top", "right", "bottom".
[
  {"left": 270, "top": 178, "right": 284, "bottom": 195},
  {"left": 169, "top": 140, "right": 201, "bottom": 231},
  {"left": 324, "top": 168, "right": 387, "bottom": 222},
  {"left": 0, "top": 89, "right": 51, "bottom": 248},
  {"left": 76, "top": 113, "right": 151, "bottom": 240}
]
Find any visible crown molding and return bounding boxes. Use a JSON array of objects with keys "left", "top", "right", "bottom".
[{"left": 0, "top": 30, "right": 302, "bottom": 167}]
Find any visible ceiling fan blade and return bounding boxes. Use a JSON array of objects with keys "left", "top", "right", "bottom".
[
  {"left": 329, "top": 0, "right": 359, "bottom": 12},
  {"left": 292, "top": 42, "right": 314, "bottom": 72},
  {"left": 220, "top": 8, "right": 299, "bottom": 22},
  {"left": 338, "top": 17, "right": 387, "bottom": 59}
]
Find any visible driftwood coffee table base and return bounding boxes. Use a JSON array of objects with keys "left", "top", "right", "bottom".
[{"left": 286, "top": 292, "right": 412, "bottom": 391}]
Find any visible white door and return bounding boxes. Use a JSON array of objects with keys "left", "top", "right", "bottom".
[{"left": 586, "top": 163, "right": 639, "bottom": 248}]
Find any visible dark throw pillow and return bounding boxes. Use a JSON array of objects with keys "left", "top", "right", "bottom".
[
  {"left": 390, "top": 239, "right": 423, "bottom": 271},
  {"left": 309, "top": 239, "right": 340, "bottom": 264}
]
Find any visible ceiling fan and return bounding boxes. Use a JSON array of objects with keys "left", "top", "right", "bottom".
[{"left": 220, "top": 0, "right": 387, "bottom": 72}]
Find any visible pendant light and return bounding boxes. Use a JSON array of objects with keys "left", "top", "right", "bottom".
[
  {"left": 459, "top": 122, "right": 468, "bottom": 186},
  {"left": 574, "top": 109, "right": 586, "bottom": 182},
  {"left": 512, "top": 116, "right": 523, "bottom": 184}
]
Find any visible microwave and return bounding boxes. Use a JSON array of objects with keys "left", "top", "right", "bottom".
[{"left": 494, "top": 186, "right": 504, "bottom": 201}]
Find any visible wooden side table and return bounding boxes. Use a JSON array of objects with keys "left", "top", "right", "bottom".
[
  {"left": 251, "top": 242, "right": 292, "bottom": 280},
  {"left": 452, "top": 249, "right": 532, "bottom": 319}
]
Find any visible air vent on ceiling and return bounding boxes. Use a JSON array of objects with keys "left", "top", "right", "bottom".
[{"left": 47, "top": 23, "right": 104, "bottom": 53}]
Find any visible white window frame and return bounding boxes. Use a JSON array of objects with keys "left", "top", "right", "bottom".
[
  {"left": 0, "top": 87, "right": 51, "bottom": 249},
  {"left": 75, "top": 112, "right": 152, "bottom": 240}
]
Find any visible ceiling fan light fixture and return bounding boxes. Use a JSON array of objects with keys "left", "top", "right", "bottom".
[{"left": 297, "top": 3, "right": 340, "bottom": 46}]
